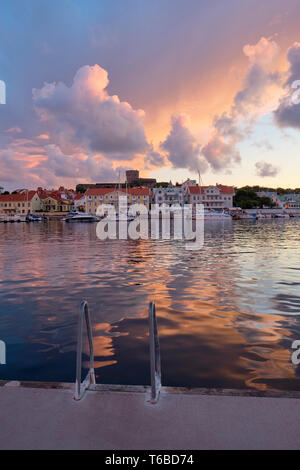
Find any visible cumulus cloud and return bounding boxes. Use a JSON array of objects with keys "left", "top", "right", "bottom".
[
  {"left": 35, "top": 144, "right": 123, "bottom": 182},
  {"left": 201, "top": 132, "right": 241, "bottom": 172},
  {"left": 274, "top": 43, "right": 300, "bottom": 129},
  {"left": 243, "top": 36, "right": 279, "bottom": 68},
  {"left": 0, "top": 65, "right": 162, "bottom": 189},
  {"left": 255, "top": 161, "right": 279, "bottom": 177},
  {"left": 144, "top": 144, "right": 166, "bottom": 168},
  {"left": 33, "top": 64, "right": 150, "bottom": 158},
  {"left": 201, "top": 37, "right": 280, "bottom": 172},
  {"left": 160, "top": 115, "right": 208, "bottom": 173}
]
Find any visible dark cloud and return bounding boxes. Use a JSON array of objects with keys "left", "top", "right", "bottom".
[
  {"left": 274, "top": 43, "right": 300, "bottom": 129},
  {"left": 201, "top": 133, "right": 241, "bottom": 172},
  {"left": 160, "top": 115, "right": 208, "bottom": 173},
  {"left": 144, "top": 146, "right": 166, "bottom": 168},
  {"left": 35, "top": 144, "right": 122, "bottom": 182}
]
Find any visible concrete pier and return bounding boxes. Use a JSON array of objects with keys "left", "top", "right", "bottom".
[{"left": 1, "top": 380, "right": 300, "bottom": 450}]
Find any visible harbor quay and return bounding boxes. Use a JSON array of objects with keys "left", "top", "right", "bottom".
[{"left": 1, "top": 380, "right": 300, "bottom": 450}]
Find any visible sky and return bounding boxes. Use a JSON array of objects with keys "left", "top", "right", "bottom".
[{"left": 1, "top": 0, "right": 300, "bottom": 190}]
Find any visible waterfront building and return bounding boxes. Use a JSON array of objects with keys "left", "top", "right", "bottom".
[
  {"left": 73, "top": 193, "right": 86, "bottom": 211},
  {"left": 152, "top": 182, "right": 185, "bottom": 207},
  {"left": 40, "top": 195, "right": 73, "bottom": 213},
  {"left": 126, "top": 170, "right": 156, "bottom": 187},
  {"left": 186, "top": 185, "right": 235, "bottom": 209},
  {"left": 84, "top": 187, "right": 151, "bottom": 214},
  {"left": 0, "top": 191, "right": 42, "bottom": 215},
  {"left": 256, "top": 191, "right": 282, "bottom": 207},
  {"left": 276, "top": 194, "right": 300, "bottom": 209},
  {"left": 78, "top": 170, "right": 156, "bottom": 193},
  {"left": 255, "top": 191, "right": 300, "bottom": 209},
  {"left": 36, "top": 186, "right": 77, "bottom": 213}
]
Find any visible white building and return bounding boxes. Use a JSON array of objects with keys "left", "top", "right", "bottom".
[
  {"left": 186, "top": 185, "right": 235, "bottom": 209},
  {"left": 152, "top": 183, "right": 185, "bottom": 207}
]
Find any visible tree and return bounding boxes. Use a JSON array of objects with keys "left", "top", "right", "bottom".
[
  {"left": 234, "top": 189, "right": 276, "bottom": 209},
  {"left": 76, "top": 184, "right": 87, "bottom": 193},
  {"left": 259, "top": 196, "right": 276, "bottom": 208}
]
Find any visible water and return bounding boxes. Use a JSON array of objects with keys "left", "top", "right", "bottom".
[{"left": 0, "top": 218, "right": 300, "bottom": 391}]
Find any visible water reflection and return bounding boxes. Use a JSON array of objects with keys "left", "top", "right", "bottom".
[{"left": 0, "top": 219, "right": 300, "bottom": 391}]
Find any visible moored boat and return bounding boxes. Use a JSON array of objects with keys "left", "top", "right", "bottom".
[{"left": 63, "top": 212, "right": 99, "bottom": 222}]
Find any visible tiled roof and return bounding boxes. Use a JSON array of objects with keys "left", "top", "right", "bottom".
[
  {"left": 188, "top": 186, "right": 202, "bottom": 194},
  {"left": 127, "top": 188, "right": 150, "bottom": 196},
  {"left": 0, "top": 191, "right": 37, "bottom": 202},
  {"left": 41, "top": 195, "right": 72, "bottom": 204},
  {"left": 85, "top": 188, "right": 116, "bottom": 196},
  {"left": 216, "top": 184, "right": 235, "bottom": 194},
  {"left": 85, "top": 187, "right": 150, "bottom": 196},
  {"left": 74, "top": 193, "right": 85, "bottom": 200},
  {"left": 188, "top": 185, "right": 234, "bottom": 195}
]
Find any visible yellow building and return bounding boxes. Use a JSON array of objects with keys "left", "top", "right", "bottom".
[
  {"left": 84, "top": 187, "right": 151, "bottom": 214},
  {"left": 41, "top": 196, "right": 72, "bottom": 212},
  {"left": 0, "top": 191, "right": 42, "bottom": 215}
]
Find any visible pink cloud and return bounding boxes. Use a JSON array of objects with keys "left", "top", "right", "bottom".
[{"left": 33, "top": 64, "right": 150, "bottom": 158}]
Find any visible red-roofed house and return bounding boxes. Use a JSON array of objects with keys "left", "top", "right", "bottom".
[
  {"left": 0, "top": 191, "right": 42, "bottom": 215},
  {"left": 40, "top": 194, "right": 73, "bottom": 213},
  {"left": 186, "top": 185, "right": 235, "bottom": 209},
  {"left": 84, "top": 187, "right": 151, "bottom": 213}
]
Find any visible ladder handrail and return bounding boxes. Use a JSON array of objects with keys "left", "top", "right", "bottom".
[
  {"left": 74, "top": 300, "right": 96, "bottom": 400},
  {"left": 149, "top": 301, "right": 161, "bottom": 403}
]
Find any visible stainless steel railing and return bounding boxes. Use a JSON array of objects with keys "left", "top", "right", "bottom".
[
  {"left": 149, "top": 301, "right": 161, "bottom": 403},
  {"left": 74, "top": 300, "right": 96, "bottom": 400},
  {"left": 74, "top": 300, "right": 161, "bottom": 403}
]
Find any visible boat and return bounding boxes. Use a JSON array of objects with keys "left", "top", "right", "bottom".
[
  {"left": 63, "top": 212, "right": 99, "bottom": 222},
  {"left": 26, "top": 213, "right": 43, "bottom": 222},
  {"left": 192, "top": 209, "right": 232, "bottom": 220},
  {"left": 103, "top": 212, "right": 136, "bottom": 222},
  {"left": 2, "top": 214, "right": 26, "bottom": 223}
]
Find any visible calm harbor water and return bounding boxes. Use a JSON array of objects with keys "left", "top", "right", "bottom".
[{"left": 0, "top": 218, "right": 300, "bottom": 391}]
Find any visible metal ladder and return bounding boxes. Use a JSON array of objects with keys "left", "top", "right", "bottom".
[
  {"left": 74, "top": 300, "right": 96, "bottom": 400},
  {"left": 74, "top": 300, "right": 161, "bottom": 403}
]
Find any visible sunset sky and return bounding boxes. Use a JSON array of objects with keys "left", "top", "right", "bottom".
[{"left": 1, "top": 0, "right": 300, "bottom": 190}]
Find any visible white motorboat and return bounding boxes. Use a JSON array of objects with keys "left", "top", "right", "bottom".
[
  {"left": 192, "top": 209, "right": 232, "bottom": 220},
  {"left": 64, "top": 212, "right": 99, "bottom": 222},
  {"left": 2, "top": 214, "right": 26, "bottom": 223}
]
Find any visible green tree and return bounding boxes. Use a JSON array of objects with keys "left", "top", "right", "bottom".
[{"left": 76, "top": 184, "right": 87, "bottom": 193}]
